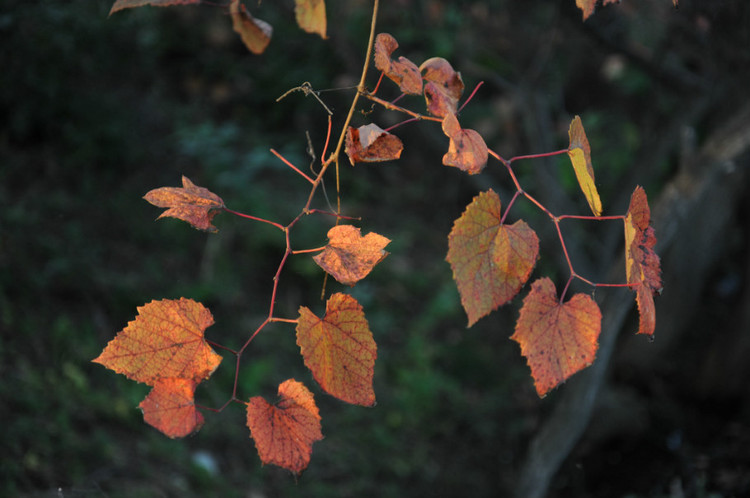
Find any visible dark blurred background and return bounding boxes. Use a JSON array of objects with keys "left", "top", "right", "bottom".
[{"left": 2, "top": 0, "right": 750, "bottom": 496}]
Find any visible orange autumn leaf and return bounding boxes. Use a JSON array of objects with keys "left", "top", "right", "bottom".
[
  {"left": 144, "top": 176, "right": 225, "bottom": 232},
  {"left": 246, "top": 379, "right": 323, "bottom": 474},
  {"left": 344, "top": 124, "right": 404, "bottom": 165},
  {"left": 575, "top": 0, "right": 678, "bottom": 20},
  {"left": 230, "top": 0, "right": 272, "bottom": 55},
  {"left": 624, "top": 186, "right": 662, "bottom": 336},
  {"left": 313, "top": 225, "right": 390, "bottom": 286},
  {"left": 420, "top": 57, "right": 464, "bottom": 118},
  {"left": 373, "top": 33, "right": 423, "bottom": 95},
  {"left": 511, "top": 277, "right": 602, "bottom": 397},
  {"left": 139, "top": 378, "right": 204, "bottom": 438},
  {"left": 296, "top": 293, "right": 377, "bottom": 406},
  {"left": 294, "top": 0, "right": 327, "bottom": 39},
  {"left": 93, "top": 298, "right": 222, "bottom": 385},
  {"left": 447, "top": 190, "right": 539, "bottom": 326},
  {"left": 109, "top": 0, "right": 199, "bottom": 15},
  {"left": 441, "top": 111, "right": 488, "bottom": 175},
  {"left": 567, "top": 116, "right": 603, "bottom": 216}
]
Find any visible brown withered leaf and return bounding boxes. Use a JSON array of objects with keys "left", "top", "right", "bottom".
[
  {"left": 313, "top": 225, "right": 390, "bottom": 286},
  {"left": 230, "top": 0, "right": 272, "bottom": 55},
  {"left": 441, "top": 112, "right": 488, "bottom": 175},
  {"left": 373, "top": 33, "right": 423, "bottom": 95},
  {"left": 344, "top": 124, "right": 404, "bottom": 165},
  {"left": 144, "top": 176, "right": 225, "bottom": 232},
  {"left": 420, "top": 57, "right": 464, "bottom": 118}
]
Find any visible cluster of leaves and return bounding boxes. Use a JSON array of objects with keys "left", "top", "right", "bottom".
[{"left": 95, "top": 0, "right": 663, "bottom": 476}]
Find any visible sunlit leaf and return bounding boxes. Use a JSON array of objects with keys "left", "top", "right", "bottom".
[
  {"left": 567, "top": 115, "right": 602, "bottom": 216},
  {"left": 345, "top": 124, "right": 404, "bottom": 165},
  {"left": 313, "top": 225, "right": 390, "bottom": 286},
  {"left": 294, "top": 0, "right": 327, "bottom": 39},
  {"left": 296, "top": 293, "right": 377, "bottom": 406},
  {"left": 230, "top": 0, "right": 272, "bottom": 55},
  {"left": 420, "top": 57, "right": 464, "bottom": 118},
  {"left": 511, "top": 277, "right": 602, "bottom": 397},
  {"left": 93, "top": 298, "right": 222, "bottom": 385},
  {"left": 441, "top": 111, "right": 488, "bottom": 175},
  {"left": 447, "top": 190, "right": 539, "bottom": 326},
  {"left": 246, "top": 379, "right": 323, "bottom": 474},
  {"left": 139, "top": 378, "right": 204, "bottom": 438},
  {"left": 373, "top": 33, "right": 423, "bottom": 95},
  {"left": 109, "top": 0, "right": 199, "bottom": 15},
  {"left": 624, "top": 186, "right": 662, "bottom": 336},
  {"left": 144, "top": 176, "right": 225, "bottom": 232}
]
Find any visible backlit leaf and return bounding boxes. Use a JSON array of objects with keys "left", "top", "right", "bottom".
[
  {"left": 109, "top": 0, "right": 199, "bottom": 15},
  {"left": 441, "top": 111, "right": 488, "bottom": 175},
  {"left": 373, "top": 33, "right": 423, "bottom": 95},
  {"left": 624, "top": 186, "right": 662, "bottom": 336},
  {"left": 511, "top": 277, "right": 602, "bottom": 397},
  {"left": 296, "top": 293, "right": 377, "bottom": 406},
  {"left": 420, "top": 57, "right": 464, "bottom": 118},
  {"left": 447, "top": 190, "right": 539, "bottom": 326},
  {"left": 246, "top": 379, "right": 323, "bottom": 474},
  {"left": 230, "top": 0, "right": 272, "bottom": 55},
  {"left": 344, "top": 124, "right": 404, "bottom": 165},
  {"left": 294, "top": 0, "right": 327, "bottom": 39},
  {"left": 313, "top": 225, "right": 391, "bottom": 286},
  {"left": 93, "top": 298, "right": 222, "bottom": 385},
  {"left": 139, "top": 378, "right": 204, "bottom": 438},
  {"left": 144, "top": 175, "right": 225, "bottom": 232},
  {"left": 567, "top": 116, "right": 602, "bottom": 216}
]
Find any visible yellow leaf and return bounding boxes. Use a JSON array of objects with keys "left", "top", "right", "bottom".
[
  {"left": 567, "top": 116, "right": 603, "bottom": 216},
  {"left": 294, "top": 0, "right": 327, "bottom": 39}
]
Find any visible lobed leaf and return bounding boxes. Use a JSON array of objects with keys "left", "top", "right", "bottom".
[
  {"left": 313, "top": 225, "right": 390, "bottom": 286},
  {"left": 373, "top": 33, "right": 423, "bottom": 95},
  {"left": 139, "top": 378, "right": 204, "bottom": 438},
  {"left": 296, "top": 293, "right": 377, "bottom": 406},
  {"left": 441, "top": 112, "right": 488, "bottom": 175},
  {"left": 246, "top": 379, "right": 323, "bottom": 474},
  {"left": 93, "top": 298, "right": 222, "bottom": 385},
  {"left": 294, "top": 0, "right": 327, "bottom": 39},
  {"left": 344, "top": 124, "right": 404, "bottom": 165},
  {"left": 109, "top": 0, "right": 199, "bottom": 15},
  {"left": 511, "top": 277, "right": 602, "bottom": 397},
  {"left": 446, "top": 190, "right": 539, "bottom": 326},
  {"left": 230, "top": 0, "right": 272, "bottom": 55},
  {"left": 567, "top": 116, "right": 602, "bottom": 216},
  {"left": 420, "top": 57, "right": 464, "bottom": 118},
  {"left": 624, "top": 186, "right": 662, "bottom": 336},
  {"left": 144, "top": 176, "right": 225, "bottom": 232}
]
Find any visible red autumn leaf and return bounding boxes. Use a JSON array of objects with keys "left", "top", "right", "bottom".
[
  {"left": 624, "top": 186, "right": 662, "bottom": 336},
  {"left": 344, "top": 124, "right": 404, "bottom": 165},
  {"left": 139, "top": 378, "right": 204, "bottom": 438},
  {"left": 313, "top": 225, "right": 390, "bottom": 286},
  {"left": 441, "top": 111, "right": 488, "bottom": 175},
  {"left": 93, "top": 298, "right": 222, "bottom": 385},
  {"left": 144, "top": 175, "right": 225, "bottom": 232},
  {"left": 294, "top": 0, "right": 327, "bottom": 39},
  {"left": 296, "top": 293, "right": 377, "bottom": 406},
  {"left": 447, "top": 189, "right": 539, "bottom": 326},
  {"left": 567, "top": 115, "right": 603, "bottom": 216},
  {"left": 109, "top": 0, "right": 199, "bottom": 15},
  {"left": 420, "top": 57, "right": 464, "bottom": 118},
  {"left": 246, "top": 379, "right": 323, "bottom": 474},
  {"left": 230, "top": 0, "right": 272, "bottom": 55},
  {"left": 511, "top": 277, "right": 602, "bottom": 397},
  {"left": 373, "top": 33, "right": 423, "bottom": 95}
]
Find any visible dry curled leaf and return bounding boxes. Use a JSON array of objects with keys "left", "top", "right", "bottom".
[
  {"left": 373, "top": 33, "right": 423, "bottom": 95},
  {"left": 511, "top": 277, "right": 602, "bottom": 397},
  {"left": 230, "top": 0, "right": 272, "bottom": 55},
  {"left": 246, "top": 379, "right": 323, "bottom": 474},
  {"left": 567, "top": 115, "right": 603, "bottom": 216},
  {"left": 421, "top": 57, "right": 464, "bottom": 118},
  {"left": 109, "top": 0, "right": 199, "bottom": 15},
  {"left": 344, "top": 124, "right": 404, "bottom": 165},
  {"left": 313, "top": 225, "right": 390, "bottom": 286},
  {"left": 144, "top": 176, "right": 225, "bottom": 232},
  {"left": 441, "top": 112, "right": 488, "bottom": 175},
  {"left": 296, "top": 293, "right": 377, "bottom": 406}
]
